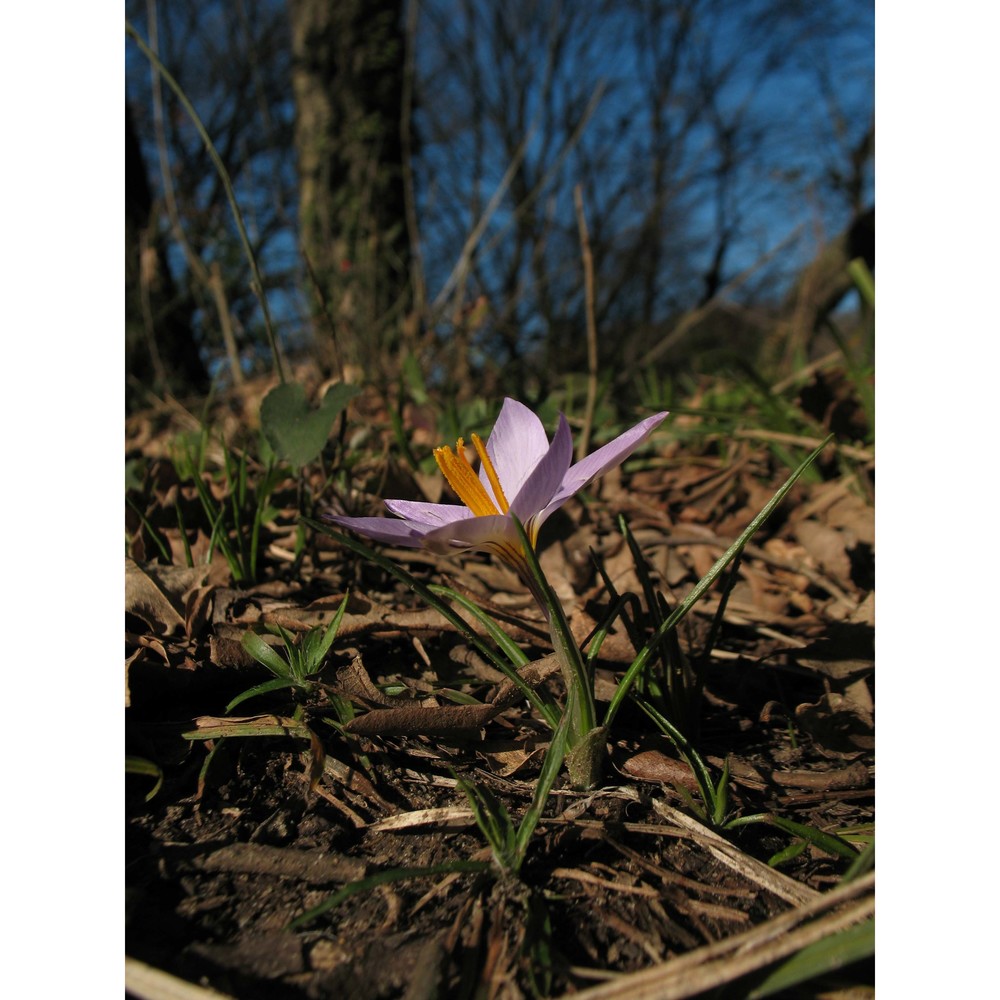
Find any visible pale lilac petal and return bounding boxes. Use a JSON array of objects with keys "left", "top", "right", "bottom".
[
  {"left": 539, "top": 411, "right": 669, "bottom": 521},
  {"left": 509, "top": 412, "right": 573, "bottom": 521},
  {"left": 323, "top": 513, "right": 436, "bottom": 547},
  {"left": 384, "top": 498, "right": 474, "bottom": 527},
  {"left": 422, "top": 514, "right": 519, "bottom": 555},
  {"left": 480, "top": 398, "right": 550, "bottom": 505}
]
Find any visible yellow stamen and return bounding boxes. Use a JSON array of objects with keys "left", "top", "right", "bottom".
[
  {"left": 434, "top": 438, "right": 501, "bottom": 516},
  {"left": 471, "top": 433, "right": 510, "bottom": 514}
]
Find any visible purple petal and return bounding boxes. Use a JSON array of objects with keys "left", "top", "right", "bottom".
[
  {"left": 323, "top": 513, "right": 437, "bottom": 547},
  {"left": 540, "top": 411, "right": 669, "bottom": 520},
  {"left": 384, "top": 498, "right": 474, "bottom": 527},
  {"left": 422, "top": 514, "right": 519, "bottom": 555},
  {"left": 480, "top": 398, "right": 551, "bottom": 505},
  {"left": 509, "top": 412, "right": 574, "bottom": 521}
]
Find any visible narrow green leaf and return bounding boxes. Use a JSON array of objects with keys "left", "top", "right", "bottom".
[
  {"left": 747, "top": 917, "right": 874, "bottom": 998},
  {"left": 713, "top": 755, "right": 731, "bottom": 826},
  {"left": 312, "top": 592, "right": 350, "bottom": 663},
  {"left": 269, "top": 622, "right": 304, "bottom": 678},
  {"left": 605, "top": 436, "right": 831, "bottom": 727},
  {"left": 635, "top": 699, "right": 719, "bottom": 820},
  {"left": 226, "top": 676, "right": 305, "bottom": 713},
  {"left": 767, "top": 840, "right": 808, "bottom": 867},
  {"left": 589, "top": 548, "right": 644, "bottom": 651},
  {"left": 454, "top": 772, "right": 517, "bottom": 872},
  {"left": 125, "top": 495, "right": 172, "bottom": 564},
  {"left": 841, "top": 839, "right": 875, "bottom": 883},
  {"left": 429, "top": 585, "right": 529, "bottom": 667},
  {"left": 765, "top": 816, "right": 861, "bottom": 861},
  {"left": 514, "top": 696, "right": 573, "bottom": 866},
  {"left": 584, "top": 593, "right": 641, "bottom": 669},
  {"left": 125, "top": 756, "right": 164, "bottom": 802},
  {"left": 241, "top": 630, "right": 293, "bottom": 679}
]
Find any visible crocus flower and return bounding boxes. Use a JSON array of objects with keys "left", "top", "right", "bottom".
[{"left": 326, "top": 398, "right": 667, "bottom": 584}]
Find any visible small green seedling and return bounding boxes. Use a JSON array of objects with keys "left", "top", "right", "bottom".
[
  {"left": 171, "top": 429, "right": 286, "bottom": 584},
  {"left": 229, "top": 594, "right": 350, "bottom": 713}
]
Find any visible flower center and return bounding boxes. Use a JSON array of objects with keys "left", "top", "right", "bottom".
[{"left": 434, "top": 433, "right": 511, "bottom": 516}]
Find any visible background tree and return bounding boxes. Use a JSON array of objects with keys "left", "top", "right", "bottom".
[
  {"left": 289, "top": 0, "right": 411, "bottom": 381},
  {"left": 412, "top": 0, "right": 873, "bottom": 401},
  {"left": 126, "top": 101, "right": 209, "bottom": 406},
  {"left": 126, "top": 0, "right": 873, "bottom": 409},
  {"left": 125, "top": 0, "right": 298, "bottom": 401}
]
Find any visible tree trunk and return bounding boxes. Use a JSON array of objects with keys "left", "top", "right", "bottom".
[
  {"left": 772, "top": 206, "right": 875, "bottom": 370},
  {"left": 289, "top": 0, "right": 410, "bottom": 379},
  {"left": 125, "top": 103, "right": 209, "bottom": 408}
]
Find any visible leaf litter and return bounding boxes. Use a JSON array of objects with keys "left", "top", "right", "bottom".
[{"left": 126, "top": 379, "right": 874, "bottom": 999}]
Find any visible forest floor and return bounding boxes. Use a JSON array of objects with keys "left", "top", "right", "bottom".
[{"left": 125, "top": 375, "right": 874, "bottom": 1000}]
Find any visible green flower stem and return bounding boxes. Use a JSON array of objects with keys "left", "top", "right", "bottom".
[
  {"left": 511, "top": 516, "right": 605, "bottom": 789},
  {"left": 510, "top": 516, "right": 597, "bottom": 742}
]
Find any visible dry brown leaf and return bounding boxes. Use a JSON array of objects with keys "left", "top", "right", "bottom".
[
  {"left": 196, "top": 843, "right": 365, "bottom": 884},
  {"left": 850, "top": 590, "right": 875, "bottom": 627},
  {"left": 539, "top": 542, "right": 576, "bottom": 602},
  {"left": 794, "top": 622, "right": 874, "bottom": 682},
  {"left": 793, "top": 520, "right": 853, "bottom": 588},
  {"left": 762, "top": 536, "right": 811, "bottom": 576},
  {"left": 125, "top": 636, "right": 170, "bottom": 707},
  {"left": 620, "top": 750, "right": 700, "bottom": 790},
  {"left": 792, "top": 477, "right": 854, "bottom": 521},
  {"left": 479, "top": 743, "right": 546, "bottom": 777},
  {"left": 125, "top": 558, "right": 208, "bottom": 635},
  {"left": 209, "top": 632, "right": 258, "bottom": 669},
  {"left": 344, "top": 701, "right": 501, "bottom": 737},
  {"left": 184, "top": 585, "right": 215, "bottom": 639},
  {"left": 826, "top": 492, "right": 875, "bottom": 546},
  {"left": 678, "top": 542, "right": 718, "bottom": 582},
  {"left": 736, "top": 565, "right": 793, "bottom": 616},
  {"left": 795, "top": 691, "right": 874, "bottom": 752},
  {"left": 367, "top": 807, "right": 476, "bottom": 833},
  {"left": 334, "top": 652, "right": 399, "bottom": 707}
]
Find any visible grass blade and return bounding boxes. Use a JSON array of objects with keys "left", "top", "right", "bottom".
[
  {"left": 746, "top": 916, "right": 873, "bottom": 998},
  {"left": 514, "top": 694, "right": 573, "bottom": 866},
  {"left": 604, "top": 436, "right": 831, "bottom": 727},
  {"left": 226, "top": 676, "right": 304, "bottom": 713},
  {"left": 241, "top": 630, "right": 294, "bottom": 679},
  {"left": 125, "top": 756, "right": 164, "bottom": 802},
  {"left": 429, "top": 585, "right": 530, "bottom": 668}
]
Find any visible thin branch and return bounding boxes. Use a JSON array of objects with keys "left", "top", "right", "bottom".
[
  {"left": 612, "top": 225, "right": 803, "bottom": 388},
  {"left": 127, "top": 14, "right": 284, "bottom": 382},
  {"left": 400, "top": 0, "right": 426, "bottom": 329},
  {"left": 573, "top": 184, "right": 598, "bottom": 460},
  {"left": 430, "top": 123, "right": 536, "bottom": 314}
]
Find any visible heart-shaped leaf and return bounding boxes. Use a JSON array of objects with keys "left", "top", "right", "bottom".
[{"left": 260, "top": 381, "right": 361, "bottom": 467}]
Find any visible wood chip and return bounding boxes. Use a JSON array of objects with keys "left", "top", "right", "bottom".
[{"left": 195, "top": 842, "right": 365, "bottom": 884}]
